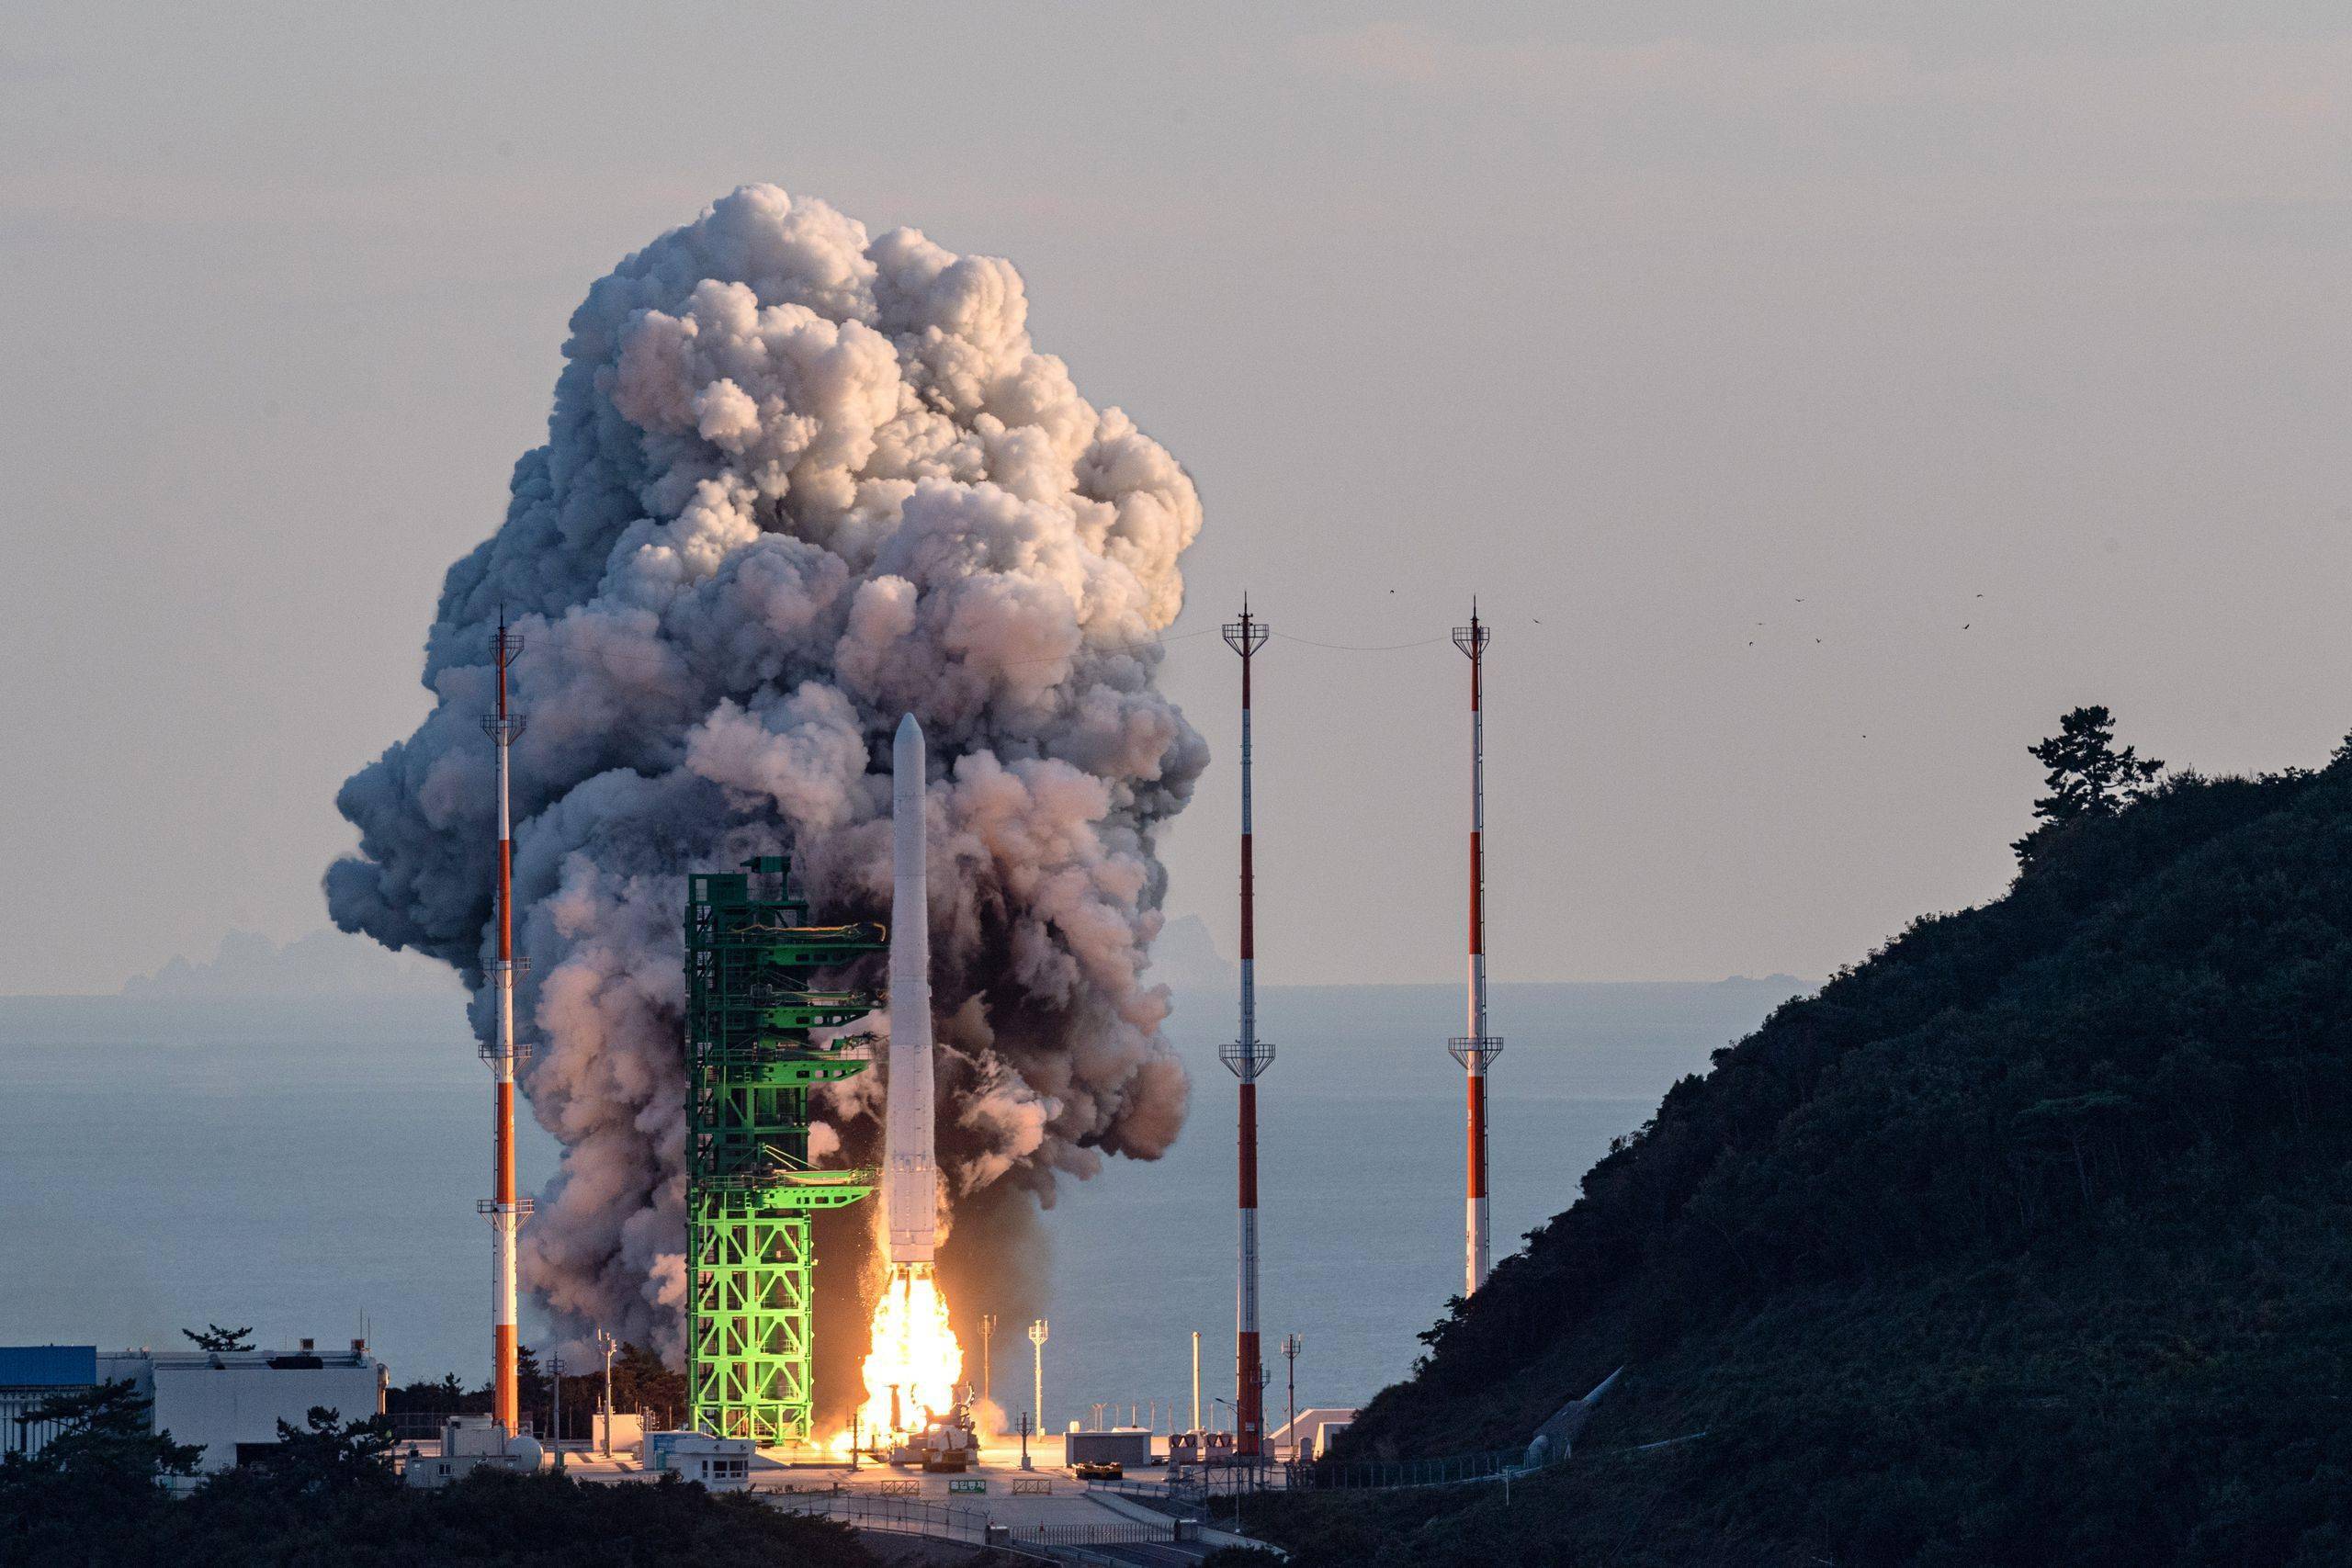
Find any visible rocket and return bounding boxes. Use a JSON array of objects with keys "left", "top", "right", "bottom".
[{"left": 885, "top": 713, "right": 940, "bottom": 1267}]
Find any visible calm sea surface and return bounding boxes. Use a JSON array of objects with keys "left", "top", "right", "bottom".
[{"left": 0, "top": 980, "right": 1792, "bottom": 1429}]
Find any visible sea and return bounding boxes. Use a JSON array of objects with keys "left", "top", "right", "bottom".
[{"left": 0, "top": 978, "right": 1795, "bottom": 1432}]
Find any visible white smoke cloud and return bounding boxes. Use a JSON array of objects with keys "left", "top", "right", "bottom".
[{"left": 328, "top": 185, "right": 1206, "bottom": 1362}]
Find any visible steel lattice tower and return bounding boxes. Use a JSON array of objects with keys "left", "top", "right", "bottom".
[{"left": 685, "top": 856, "right": 881, "bottom": 1443}]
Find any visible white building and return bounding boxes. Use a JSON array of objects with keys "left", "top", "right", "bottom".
[
  {"left": 1268, "top": 1406, "right": 1356, "bottom": 1462},
  {"left": 0, "top": 1340, "right": 387, "bottom": 1473},
  {"left": 643, "top": 1430, "right": 752, "bottom": 1490},
  {"left": 402, "top": 1415, "right": 543, "bottom": 1487}
]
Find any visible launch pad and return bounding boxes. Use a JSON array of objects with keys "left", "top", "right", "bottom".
[
  {"left": 684, "top": 856, "right": 882, "bottom": 1444},
  {"left": 685, "top": 717, "right": 958, "bottom": 1451}
]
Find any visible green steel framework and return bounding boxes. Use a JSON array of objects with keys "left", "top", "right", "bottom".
[{"left": 685, "top": 855, "right": 882, "bottom": 1444}]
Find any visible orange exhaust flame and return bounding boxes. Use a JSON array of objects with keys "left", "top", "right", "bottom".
[{"left": 857, "top": 1263, "right": 963, "bottom": 1439}]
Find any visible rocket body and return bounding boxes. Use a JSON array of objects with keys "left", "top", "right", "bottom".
[{"left": 886, "top": 713, "right": 940, "bottom": 1267}]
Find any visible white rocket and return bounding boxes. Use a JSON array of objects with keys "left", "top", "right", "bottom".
[{"left": 885, "top": 713, "right": 940, "bottom": 1267}]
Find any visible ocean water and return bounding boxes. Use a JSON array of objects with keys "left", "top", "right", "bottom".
[{"left": 0, "top": 979, "right": 1792, "bottom": 1431}]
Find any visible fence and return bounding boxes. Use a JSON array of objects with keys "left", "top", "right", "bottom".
[
  {"left": 1084, "top": 1475, "right": 1201, "bottom": 1513},
  {"left": 756, "top": 1491, "right": 1178, "bottom": 1566},
  {"left": 761, "top": 1491, "right": 994, "bottom": 1543},
  {"left": 1288, "top": 1448, "right": 1529, "bottom": 1492},
  {"left": 1157, "top": 1462, "right": 1274, "bottom": 1497},
  {"left": 994, "top": 1518, "right": 1193, "bottom": 1548}
]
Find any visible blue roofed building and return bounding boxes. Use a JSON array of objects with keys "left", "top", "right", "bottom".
[{"left": 0, "top": 1345, "right": 101, "bottom": 1458}]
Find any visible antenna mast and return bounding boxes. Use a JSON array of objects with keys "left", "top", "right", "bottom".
[
  {"left": 1449, "top": 604, "right": 1501, "bottom": 1295},
  {"left": 1219, "top": 598, "right": 1273, "bottom": 1460},
  {"left": 480, "top": 610, "right": 532, "bottom": 1433}
]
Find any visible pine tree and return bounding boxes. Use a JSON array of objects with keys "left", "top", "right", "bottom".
[
  {"left": 8, "top": 1379, "right": 201, "bottom": 1481},
  {"left": 2013, "top": 705, "right": 2165, "bottom": 868}
]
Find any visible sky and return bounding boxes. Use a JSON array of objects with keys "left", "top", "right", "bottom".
[{"left": 2, "top": 2, "right": 2346, "bottom": 994}]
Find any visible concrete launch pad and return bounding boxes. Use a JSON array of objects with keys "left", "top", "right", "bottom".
[{"left": 435, "top": 1431, "right": 1272, "bottom": 1562}]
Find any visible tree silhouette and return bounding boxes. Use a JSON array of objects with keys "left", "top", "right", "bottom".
[
  {"left": 261, "top": 1407, "right": 399, "bottom": 1493},
  {"left": 8, "top": 1379, "right": 200, "bottom": 1481},
  {"left": 180, "top": 1324, "right": 254, "bottom": 1353},
  {"left": 2013, "top": 705, "right": 2164, "bottom": 867}
]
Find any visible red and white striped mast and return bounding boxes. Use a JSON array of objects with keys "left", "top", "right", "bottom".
[
  {"left": 481, "top": 610, "right": 531, "bottom": 1434},
  {"left": 1219, "top": 598, "right": 1272, "bottom": 1460},
  {"left": 1449, "top": 604, "right": 1501, "bottom": 1296}
]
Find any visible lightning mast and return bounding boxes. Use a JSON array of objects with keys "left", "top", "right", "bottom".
[
  {"left": 479, "top": 610, "right": 531, "bottom": 1434},
  {"left": 1219, "top": 599, "right": 1272, "bottom": 1460},
  {"left": 1028, "top": 1318, "right": 1049, "bottom": 1434},
  {"left": 1449, "top": 604, "right": 1501, "bottom": 1295}
]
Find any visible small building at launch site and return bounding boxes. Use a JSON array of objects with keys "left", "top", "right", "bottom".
[
  {"left": 1066, "top": 1427, "right": 1155, "bottom": 1470},
  {"left": 643, "top": 1428, "right": 754, "bottom": 1489},
  {"left": 1270, "top": 1406, "right": 1356, "bottom": 1462},
  {"left": 0, "top": 1341, "right": 386, "bottom": 1473},
  {"left": 684, "top": 856, "right": 882, "bottom": 1445},
  {"left": 401, "top": 1415, "right": 543, "bottom": 1487}
]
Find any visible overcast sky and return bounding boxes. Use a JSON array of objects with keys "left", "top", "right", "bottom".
[{"left": 2, "top": 3, "right": 2346, "bottom": 993}]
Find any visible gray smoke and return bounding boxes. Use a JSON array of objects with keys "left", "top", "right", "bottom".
[{"left": 328, "top": 185, "right": 1206, "bottom": 1362}]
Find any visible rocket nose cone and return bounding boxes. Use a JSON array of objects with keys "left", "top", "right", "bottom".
[{"left": 894, "top": 715, "right": 925, "bottom": 796}]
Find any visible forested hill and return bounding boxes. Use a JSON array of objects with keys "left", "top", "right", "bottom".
[{"left": 1280, "top": 731, "right": 2352, "bottom": 1567}]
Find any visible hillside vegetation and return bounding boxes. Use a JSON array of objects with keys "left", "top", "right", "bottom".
[{"left": 1262, "top": 716, "right": 2352, "bottom": 1566}]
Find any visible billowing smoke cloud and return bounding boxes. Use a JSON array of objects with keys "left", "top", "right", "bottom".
[{"left": 329, "top": 185, "right": 1206, "bottom": 1362}]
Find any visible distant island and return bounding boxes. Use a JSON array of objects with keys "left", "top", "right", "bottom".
[
  {"left": 0, "top": 931, "right": 468, "bottom": 1053},
  {"left": 120, "top": 930, "right": 462, "bottom": 1000}
]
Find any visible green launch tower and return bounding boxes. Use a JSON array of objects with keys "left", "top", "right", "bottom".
[{"left": 684, "top": 855, "right": 882, "bottom": 1444}]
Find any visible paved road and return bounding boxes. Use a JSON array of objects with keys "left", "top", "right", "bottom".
[
  {"left": 557, "top": 1441, "right": 1271, "bottom": 1563},
  {"left": 1087, "top": 1544, "right": 1219, "bottom": 1567}
]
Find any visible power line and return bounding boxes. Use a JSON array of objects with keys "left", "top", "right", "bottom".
[
  {"left": 1268, "top": 630, "right": 1452, "bottom": 652},
  {"left": 997, "top": 627, "right": 1218, "bottom": 667}
]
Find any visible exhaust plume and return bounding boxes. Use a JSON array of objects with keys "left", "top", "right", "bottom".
[{"left": 328, "top": 185, "right": 1206, "bottom": 1362}]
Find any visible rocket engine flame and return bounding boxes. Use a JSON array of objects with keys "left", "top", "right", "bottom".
[
  {"left": 857, "top": 1264, "right": 963, "bottom": 1438},
  {"left": 325, "top": 184, "right": 1206, "bottom": 1366}
]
